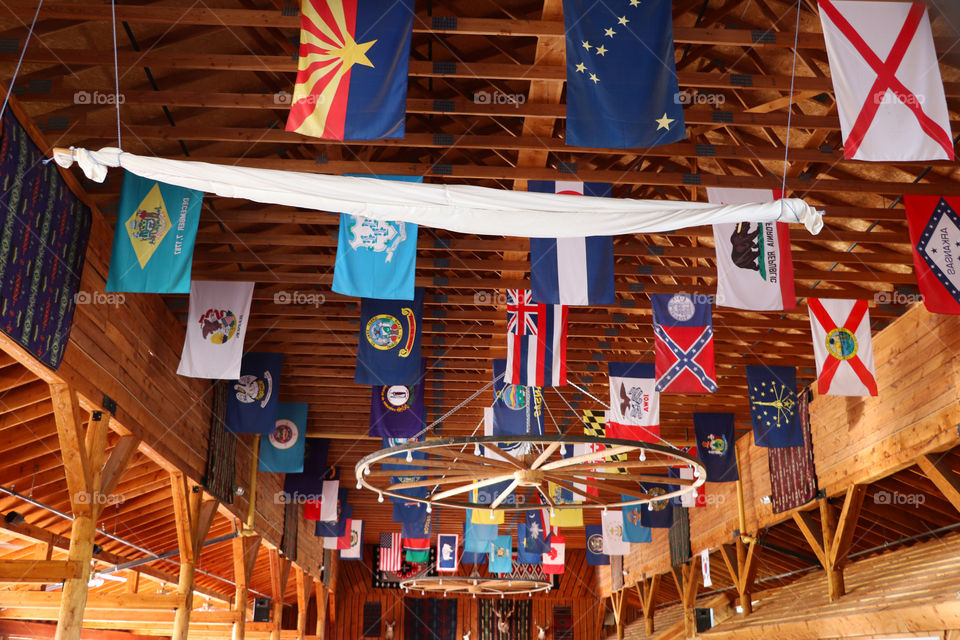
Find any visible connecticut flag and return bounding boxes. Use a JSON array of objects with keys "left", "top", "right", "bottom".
[{"left": 285, "top": 0, "right": 415, "bottom": 140}]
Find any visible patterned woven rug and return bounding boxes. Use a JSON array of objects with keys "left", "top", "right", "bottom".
[
  {"left": 479, "top": 599, "right": 531, "bottom": 640},
  {"left": 553, "top": 606, "right": 573, "bottom": 640},
  {"left": 203, "top": 380, "right": 236, "bottom": 504},
  {"left": 768, "top": 388, "right": 819, "bottom": 513},
  {"left": 669, "top": 505, "right": 691, "bottom": 567},
  {"left": 404, "top": 597, "right": 457, "bottom": 640}
]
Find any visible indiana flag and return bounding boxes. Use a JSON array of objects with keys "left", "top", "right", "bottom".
[
  {"left": 528, "top": 181, "right": 615, "bottom": 306},
  {"left": 542, "top": 535, "right": 566, "bottom": 574},
  {"left": 746, "top": 365, "right": 803, "bottom": 448},
  {"left": 285, "top": 0, "right": 415, "bottom": 140},
  {"left": 177, "top": 281, "right": 254, "bottom": 379},
  {"left": 905, "top": 196, "right": 960, "bottom": 314},
  {"left": 693, "top": 413, "right": 739, "bottom": 483},
  {"left": 818, "top": 0, "right": 953, "bottom": 161},
  {"left": 436, "top": 534, "right": 458, "bottom": 572},
  {"left": 355, "top": 288, "right": 423, "bottom": 386},
  {"left": 808, "top": 299, "right": 878, "bottom": 396},
  {"left": 651, "top": 294, "right": 717, "bottom": 393},
  {"left": 607, "top": 362, "right": 660, "bottom": 443},
  {"left": 708, "top": 187, "right": 795, "bottom": 311},
  {"left": 505, "top": 290, "right": 568, "bottom": 387},
  {"left": 562, "top": 0, "right": 684, "bottom": 148},
  {"left": 378, "top": 532, "right": 401, "bottom": 572}
]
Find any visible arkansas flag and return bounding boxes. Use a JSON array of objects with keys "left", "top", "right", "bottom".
[
  {"left": 808, "top": 299, "right": 878, "bottom": 396},
  {"left": 905, "top": 196, "right": 960, "bottom": 314},
  {"left": 818, "top": 0, "right": 953, "bottom": 161},
  {"left": 285, "top": 0, "right": 415, "bottom": 140},
  {"left": 505, "top": 290, "right": 568, "bottom": 387},
  {"left": 651, "top": 294, "right": 717, "bottom": 393},
  {"left": 607, "top": 362, "right": 660, "bottom": 443},
  {"left": 177, "top": 281, "right": 254, "bottom": 379}
]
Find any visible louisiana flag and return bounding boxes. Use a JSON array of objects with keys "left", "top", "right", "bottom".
[
  {"left": 905, "top": 196, "right": 960, "bottom": 314},
  {"left": 285, "top": 0, "right": 415, "bottom": 140},
  {"left": 225, "top": 352, "right": 283, "bottom": 434},
  {"left": 651, "top": 294, "right": 717, "bottom": 393}
]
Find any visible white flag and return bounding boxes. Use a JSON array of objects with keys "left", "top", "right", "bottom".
[
  {"left": 177, "top": 280, "right": 254, "bottom": 379},
  {"left": 601, "top": 510, "right": 630, "bottom": 556},
  {"left": 340, "top": 520, "right": 363, "bottom": 559},
  {"left": 808, "top": 298, "right": 878, "bottom": 396},
  {"left": 319, "top": 479, "right": 340, "bottom": 522},
  {"left": 701, "top": 549, "right": 712, "bottom": 587}
]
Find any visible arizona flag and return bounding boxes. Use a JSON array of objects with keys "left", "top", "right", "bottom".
[
  {"left": 285, "top": 0, "right": 415, "bottom": 140},
  {"left": 808, "top": 299, "right": 878, "bottom": 396},
  {"left": 905, "top": 196, "right": 960, "bottom": 314},
  {"left": 607, "top": 362, "right": 660, "bottom": 443},
  {"left": 818, "top": 0, "right": 953, "bottom": 162},
  {"left": 505, "top": 290, "right": 568, "bottom": 387},
  {"left": 177, "top": 281, "right": 254, "bottom": 379},
  {"left": 651, "top": 294, "right": 717, "bottom": 393}
]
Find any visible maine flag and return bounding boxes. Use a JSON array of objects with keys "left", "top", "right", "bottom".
[
  {"left": 106, "top": 172, "right": 203, "bottom": 294},
  {"left": 259, "top": 402, "right": 308, "bottom": 473},
  {"left": 562, "top": 0, "right": 684, "bottom": 148},
  {"left": 746, "top": 365, "right": 803, "bottom": 448},
  {"left": 355, "top": 288, "right": 423, "bottom": 385},
  {"left": 285, "top": 0, "right": 415, "bottom": 140},
  {"left": 528, "top": 181, "right": 615, "bottom": 306},
  {"left": 177, "top": 280, "right": 254, "bottom": 380},
  {"left": 332, "top": 175, "right": 423, "bottom": 300},
  {"left": 693, "top": 413, "right": 739, "bottom": 483},
  {"left": 225, "top": 352, "right": 283, "bottom": 434}
]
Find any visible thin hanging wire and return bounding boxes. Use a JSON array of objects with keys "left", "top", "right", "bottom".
[
  {"left": 0, "top": 0, "right": 44, "bottom": 122},
  {"left": 111, "top": 0, "right": 122, "bottom": 148},
  {"left": 780, "top": 0, "right": 804, "bottom": 196},
  {"left": 564, "top": 380, "right": 680, "bottom": 451}
]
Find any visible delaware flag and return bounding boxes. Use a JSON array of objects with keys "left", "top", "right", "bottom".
[
  {"left": 332, "top": 175, "right": 423, "bottom": 300},
  {"left": 746, "top": 365, "right": 803, "bottom": 448},
  {"left": 355, "top": 288, "right": 423, "bottom": 385},
  {"left": 285, "top": 0, "right": 415, "bottom": 140},
  {"left": 225, "top": 352, "right": 283, "bottom": 434},
  {"left": 904, "top": 196, "right": 960, "bottom": 314},
  {"left": 177, "top": 281, "right": 254, "bottom": 379},
  {"left": 106, "top": 172, "right": 203, "bottom": 294},
  {"left": 259, "top": 402, "right": 308, "bottom": 473},
  {"left": 808, "top": 298, "right": 877, "bottom": 396},
  {"left": 505, "top": 289, "right": 568, "bottom": 387},
  {"left": 528, "top": 181, "right": 615, "bottom": 306}
]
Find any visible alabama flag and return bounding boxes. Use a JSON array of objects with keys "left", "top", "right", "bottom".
[
  {"left": 808, "top": 298, "right": 878, "bottom": 396},
  {"left": 177, "top": 280, "right": 254, "bottom": 379},
  {"left": 904, "top": 196, "right": 960, "bottom": 314},
  {"left": 708, "top": 187, "right": 795, "bottom": 310},
  {"left": 505, "top": 290, "right": 568, "bottom": 387},
  {"left": 818, "top": 0, "right": 953, "bottom": 161}
]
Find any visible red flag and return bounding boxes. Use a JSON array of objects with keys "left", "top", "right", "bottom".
[{"left": 905, "top": 196, "right": 960, "bottom": 314}]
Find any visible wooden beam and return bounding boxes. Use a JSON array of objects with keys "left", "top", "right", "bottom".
[
  {"left": 232, "top": 534, "right": 261, "bottom": 640},
  {"left": 268, "top": 549, "right": 291, "bottom": 640},
  {"left": 295, "top": 567, "right": 311, "bottom": 640},
  {"left": 170, "top": 472, "right": 220, "bottom": 640},
  {"left": 917, "top": 454, "right": 960, "bottom": 513},
  {"left": 313, "top": 581, "right": 326, "bottom": 640},
  {"left": 0, "top": 560, "right": 81, "bottom": 582}
]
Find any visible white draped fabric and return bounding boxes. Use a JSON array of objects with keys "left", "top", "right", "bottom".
[{"left": 54, "top": 147, "right": 824, "bottom": 237}]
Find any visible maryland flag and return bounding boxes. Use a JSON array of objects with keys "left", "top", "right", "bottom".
[
  {"left": 582, "top": 410, "right": 626, "bottom": 476},
  {"left": 285, "top": 0, "right": 415, "bottom": 140}
]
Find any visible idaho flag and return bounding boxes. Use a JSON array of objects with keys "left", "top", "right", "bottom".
[
  {"left": 693, "top": 413, "right": 739, "bottom": 482},
  {"left": 355, "top": 288, "right": 423, "bottom": 385},
  {"left": 106, "top": 172, "right": 203, "bottom": 294},
  {"left": 584, "top": 525, "right": 609, "bottom": 566},
  {"left": 562, "top": 0, "right": 684, "bottom": 149},
  {"left": 746, "top": 365, "right": 802, "bottom": 448},
  {"left": 651, "top": 293, "right": 717, "bottom": 393},
  {"left": 285, "top": 0, "right": 415, "bottom": 140},
  {"left": 259, "top": 402, "right": 308, "bottom": 473},
  {"left": 225, "top": 352, "right": 283, "bottom": 434},
  {"left": 905, "top": 196, "right": 960, "bottom": 314}
]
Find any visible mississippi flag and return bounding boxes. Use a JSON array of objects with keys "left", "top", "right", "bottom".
[
  {"left": 528, "top": 181, "right": 615, "bottom": 306},
  {"left": 905, "top": 196, "right": 960, "bottom": 314},
  {"left": 818, "top": 0, "right": 953, "bottom": 162},
  {"left": 808, "top": 299, "right": 878, "bottom": 396},
  {"left": 651, "top": 294, "right": 717, "bottom": 393},
  {"left": 505, "top": 290, "right": 568, "bottom": 387},
  {"left": 285, "top": 0, "right": 415, "bottom": 140},
  {"left": 379, "top": 532, "right": 401, "bottom": 572}
]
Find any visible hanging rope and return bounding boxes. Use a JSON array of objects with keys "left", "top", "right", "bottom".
[
  {"left": 0, "top": 0, "right": 44, "bottom": 122},
  {"left": 780, "top": 0, "right": 804, "bottom": 195},
  {"left": 111, "top": 0, "right": 122, "bottom": 148}
]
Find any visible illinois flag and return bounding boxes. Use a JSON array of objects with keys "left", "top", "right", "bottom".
[
  {"left": 607, "top": 362, "right": 660, "bottom": 443},
  {"left": 818, "top": 0, "right": 953, "bottom": 161},
  {"left": 259, "top": 402, "right": 308, "bottom": 473},
  {"left": 285, "top": 0, "right": 415, "bottom": 140},
  {"left": 708, "top": 187, "right": 795, "bottom": 310},
  {"left": 528, "top": 181, "right": 615, "bottom": 306},
  {"left": 106, "top": 172, "right": 203, "bottom": 294},
  {"left": 651, "top": 294, "right": 717, "bottom": 393},
  {"left": 355, "top": 288, "right": 423, "bottom": 385},
  {"left": 505, "top": 290, "right": 568, "bottom": 387},
  {"left": 177, "top": 281, "right": 254, "bottom": 379},
  {"left": 808, "top": 299, "right": 878, "bottom": 396},
  {"left": 904, "top": 196, "right": 960, "bottom": 314}
]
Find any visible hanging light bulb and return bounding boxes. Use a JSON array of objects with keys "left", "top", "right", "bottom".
[
  {"left": 364, "top": 467, "right": 370, "bottom": 476},
  {"left": 489, "top": 510, "right": 495, "bottom": 520},
  {"left": 406, "top": 451, "right": 413, "bottom": 462},
  {"left": 639, "top": 449, "right": 646, "bottom": 462},
  {"left": 426, "top": 504, "right": 432, "bottom": 513},
  {"left": 474, "top": 444, "right": 481, "bottom": 456},
  {"left": 356, "top": 481, "right": 362, "bottom": 490},
  {"left": 378, "top": 493, "right": 384, "bottom": 503},
  {"left": 560, "top": 445, "right": 567, "bottom": 456},
  {"left": 550, "top": 508, "right": 556, "bottom": 518}
]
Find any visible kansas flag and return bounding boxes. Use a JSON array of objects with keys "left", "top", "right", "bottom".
[
  {"left": 562, "top": 0, "right": 685, "bottom": 148},
  {"left": 355, "top": 288, "right": 423, "bottom": 385},
  {"left": 259, "top": 402, "right": 308, "bottom": 473},
  {"left": 746, "top": 365, "right": 803, "bottom": 448},
  {"left": 285, "top": 0, "right": 415, "bottom": 140},
  {"left": 106, "top": 172, "right": 203, "bottom": 294},
  {"left": 225, "top": 352, "right": 283, "bottom": 434},
  {"left": 489, "top": 535, "right": 512, "bottom": 574}
]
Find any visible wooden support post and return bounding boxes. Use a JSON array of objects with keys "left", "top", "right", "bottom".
[
  {"left": 170, "top": 471, "right": 219, "bottom": 640},
  {"left": 634, "top": 574, "right": 660, "bottom": 636},
  {"left": 295, "top": 567, "right": 312, "bottom": 640},
  {"left": 718, "top": 538, "right": 759, "bottom": 616},
  {"left": 268, "top": 548, "right": 291, "bottom": 640},
  {"left": 126, "top": 571, "right": 140, "bottom": 594},
  {"left": 609, "top": 590, "right": 625, "bottom": 640},
  {"left": 231, "top": 533, "right": 261, "bottom": 640},
  {"left": 917, "top": 454, "right": 960, "bottom": 513},
  {"left": 314, "top": 580, "right": 327, "bottom": 640}
]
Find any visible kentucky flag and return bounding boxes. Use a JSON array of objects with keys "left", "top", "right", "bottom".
[
  {"left": 490, "top": 359, "right": 544, "bottom": 455},
  {"left": 355, "top": 288, "right": 423, "bottom": 385},
  {"left": 528, "top": 181, "right": 615, "bottom": 306},
  {"left": 640, "top": 482, "right": 675, "bottom": 529},
  {"left": 106, "top": 172, "right": 203, "bottom": 294},
  {"left": 905, "top": 196, "right": 960, "bottom": 314},
  {"left": 651, "top": 293, "right": 717, "bottom": 393},
  {"left": 369, "top": 366, "right": 426, "bottom": 438},
  {"left": 332, "top": 175, "right": 423, "bottom": 300},
  {"left": 746, "top": 365, "right": 803, "bottom": 448},
  {"left": 285, "top": 0, "right": 415, "bottom": 140},
  {"left": 505, "top": 290, "right": 568, "bottom": 387},
  {"left": 562, "top": 0, "right": 685, "bottom": 149},
  {"left": 259, "top": 402, "right": 308, "bottom": 473},
  {"left": 693, "top": 413, "right": 739, "bottom": 483},
  {"left": 225, "top": 352, "right": 283, "bottom": 434},
  {"left": 621, "top": 496, "right": 652, "bottom": 543},
  {"left": 585, "top": 525, "right": 609, "bottom": 566},
  {"left": 489, "top": 535, "right": 513, "bottom": 574}
]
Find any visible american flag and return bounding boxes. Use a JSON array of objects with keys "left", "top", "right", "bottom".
[{"left": 379, "top": 532, "right": 401, "bottom": 572}]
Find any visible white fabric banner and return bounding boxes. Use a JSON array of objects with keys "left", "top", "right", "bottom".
[
  {"left": 318, "top": 479, "right": 340, "bottom": 522},
  {"left": 601, "top": 509, "right": 630, "bottom": 556},
  {"left": 176, "top": 280, "right": 254, "bottom": 379}
]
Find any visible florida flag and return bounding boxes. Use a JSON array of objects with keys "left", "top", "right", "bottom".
[
  {"left": 818, "top": 0, "right": 953, "bottom": 161},
  {"left": 651, "top": 294, "right": 717, "bottom": 393},
  {"left": 285, "top": 0, "right": 415, "bottom": 140},
  {"left": 808, "top": 299, "right": 878, "bottom": 396},
  {"left": 905, "top": 196, "right": 960, "bottom": 314},
  {"left": 505, "top": 290, "right": 568, "bottom": 387}
]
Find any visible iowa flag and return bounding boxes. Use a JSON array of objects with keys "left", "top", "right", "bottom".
[
  {"left": 285, "top": 0, "right": 415, "bottom": 140},
  {"left": 808, "top": 299, "right": 877, "bottom": 396}
]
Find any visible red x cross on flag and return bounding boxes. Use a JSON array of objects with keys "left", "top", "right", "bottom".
[
  {"left": 818, "top": 0, "right": 954, "bottom": 162},
  {"left": 807, "top": 299, "right": 878, "bottom": 397}
]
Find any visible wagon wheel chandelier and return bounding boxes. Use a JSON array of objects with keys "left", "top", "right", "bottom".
[{"left": 399, "top": 576, "right": 552, "bottom": 598}]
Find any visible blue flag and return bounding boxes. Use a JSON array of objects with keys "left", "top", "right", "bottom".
[
  {"left": 464, "top": 518, "right": 498, "bottom": 553},
  {"left": 491, "top": 359, "right": 544, "bottom": 443},
  {"left": 694, "top": 413, "right": 739, "bottom": 482},
  {"left": 746, "top": 366, "right": 802, "bottom": 448},
  {"left": 562, "top": 0, "right": 685, "bottom": 149},
  {"left": 488, "top": 535, "right": 513, "bottom": 573},
  {"left": 369, "top": 366, "right": 426, "bottom": 438},
  {"left": 585, "top": 525, "right": 609, "bottom": 566},
  {"left": 355, "top": 288, "right": 423, "bottom": 385},
  {"left": 641, "top": 482, "right": 676, "bottom": 529},
  {"left": 332, "top": 175, "right": 423, "bottom": 300},
  {"left": 259, "top": 402, "right": 307, "bottom": 473},
  {"left": 106, "top": 172, "right": 203, "bottom": 294},
  {"left": 224, "top": 352, "right": 283, "bottom": 434},
  {"left": 522, "top": 509, "right": 550, "bottom": 554},
  {"left": 401, "top": 509, "right": 431, "bottom": 540},
  {"left": 316, "top": 501, "right": 351, "bottom": 538},
  {"left": 283, "top": 438, "right": 331, "bottom": 500},
  {"left": 381, "top": 436, "right": 430, "bottom": 509},
  {"left": 621, "top": 496, "right": 652, "bottom": 543},
  {"left": 516, "top": 524, "right": 543, "bottom": 564},
  {"left": 461, "top": 550, "right": 487, "bottom": 565}
]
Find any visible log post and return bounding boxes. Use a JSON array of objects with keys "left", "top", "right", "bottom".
[
  {"left": 268, "top": 548, "right": 292, "bottom": 640},
  {"left": 295, "top": 566, "right": 312, "bottom": 640},
  {"left": 314, "top": 579, "right": 327, "bottom": 640},
  {"left": 793, "top": 485, "right": 865, "bottom": 602},
  {"left": 170, "top": 471, "right": 219, "bottom": 640},
  {"left": 634, "top": 574, "right": 660, "bottom": 636},
  {"left": 232, "top": 533, "right": 261, "bottom": 640}
]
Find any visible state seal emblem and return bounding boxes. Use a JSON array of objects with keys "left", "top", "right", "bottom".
[
  {"left": 269, "top": 418, "right": 298, "bottom": 450},
  {"left": 199, "top": 308, "right": 238, "bottom": 344}
]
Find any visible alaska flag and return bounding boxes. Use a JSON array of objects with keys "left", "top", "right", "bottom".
[
  {"left": 332, "top": 175, "right": 423, "bottom": 300},
  {"left": 355, "top": 288, "right": 423, "bottom": 385},
  {"left": 225, "top": 352, "right": 283, "bottom": 433},
  {"left": 259, "top": 402, "right": 308, "bottom": 473},
  {"left": 651, "top": 293, "right": 717, "bottom": 393},
  {"left": 528, "top": 181, "right": 615, "bottom": 306},
  {"left": 285, "top": 0, "right": 415, "bottom": 140},
  {"left": 640, "top": 482, "right": 675, "bottom": 529},
  {"left": 621, "top": 496, "right": 652, "bottom": 543},
  {"left": 562, "top": 0, "right": 685, "bottom": 149},
  {"left": 694, "top": 413, "right": 739, "bottom": 482},
  {"left": 369, "top": 369, "right": 426, "bottom": 438},
  {"left": 106, "top": 172, "right": 203, "bottom": 294},
  {"left": 283, "top": 438, "right": 331, "bottom": 500},
  {"left": 747, "top": 366, "right": 802, "bottom": 448},
  {"left": 584, "top": 525, "right": 609, "bottom": 566}
]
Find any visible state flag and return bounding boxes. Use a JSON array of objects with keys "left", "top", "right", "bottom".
[
  {"left": 585, "top": 525, "right": 609, "bottom": 566},
  {"left": 285, "top": 0, "right": 415, "bottom": 140},
  {"left": 461, "top": 551, "right": 486, "bottom": 565},
  {"left": 522, "top": 509, "right": 550, "bottom": 555},
  {"left": 401, "top": 509, "right": 431, "bottom": 541},
  {"left": 318, "top": 476, "right": 340, "bottom": 522},
  {"left": 693, "top": 413, "right": 739, "bottom": 483},
  {"left": 258, "top": 402, "right": 307, "bottom": 473},
  {"left": 640, "top": 482, "right": 675, "bottom": 529},
  {"left": 369, "top": 368, "right": 426, "bottom": 438},
  {"left": 405, "top": 549, "right": 430, "bottom": 564},
  {"left": 620, "top": 497, "right": 652, "bottom": 543},
  {"left": 607, "top": 362, "right": 660, "bottom": 443},
  {"left": 177, "top": 280, "right": 254, "bottom": 379},
  {"left": 340, "top": 520, "right": 363, "bottom": 559},
  {"left": 651, "top": 294, "right": 717, "bottom": 393},
  {"left": 904, "top": 196, "right": 960, "bottom": 314},
  {"left": 505, "top": 290, "right": 568, "bottom": 387},
  {"left": 669, "top": 462, "right": 705, "bottom": 508},
  {"left": 225, "top": 352, "right": 283, "bottom": 434},
  {"left": 818, "top": 0, "right": 953, "bottom": 161},
  {"left": 436, "top": 534, "right": 459, "bottom": 572},
  {"left": 808, "top": 299, "right": 878, "bottom": 396},
  {"left": 488, "top": 535, "right": 513, "bottom": 573},
  {"left": 381, "top": 435, "right": 429, "bottom": 509},
  {"left": 542, "top": 536, "right": 566, "bottom": 574},
  {"left": 492, "top": 359, "right": 543, "bottom": 441},
  {"left": 379, "top": 532, "right": 401, "bottom": 572},
  {"left": 582, "top": 410, "right": 626, "bottom": 477},
  {"left": 746, "top": 365, "right": 803, "bottom": 448},
  {"left": 105, "top": 172, "right": 202, "bottom": 294},
  {"left": 355, "top": 288, "right": 423, "bottom": 386},
  {"left": 601, "top": 510, "right": 630, "bottom": 556},
  {"left": 516, "top": 524, "right": 543, "bottom": 564},
  {"left": 284, "top": 438, "right": 331, "bottom": 503},
  {"left": 464, "top": 517, "right": 499, "bottom": 553},
  {"left": 316, "top": 499, "right": 349, "bottom": 538},
  {"left": 337, "top": 518, "right": 353, "bottom": 550}
]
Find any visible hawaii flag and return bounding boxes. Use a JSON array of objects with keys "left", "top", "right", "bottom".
[
  {"left": 505, "top": 290, "right": 568, "bottom": 387},
  {"left": 904, "top": 196, "right": 960, "bottom": 314},
  {"left": 177, "top": 281, "right": 254, "bottom": 379},
  {"left": 285, "top": 0, "right": 415, "bottom": 140},
  {"left": 818, "top": 0, "right": 953, "bottom": 161},
  {"left": 808, "top": 299, "right": 878, "bottom": 396},
  {"left": 708, "top": 187, "right": 795, "bottom": 310}
]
